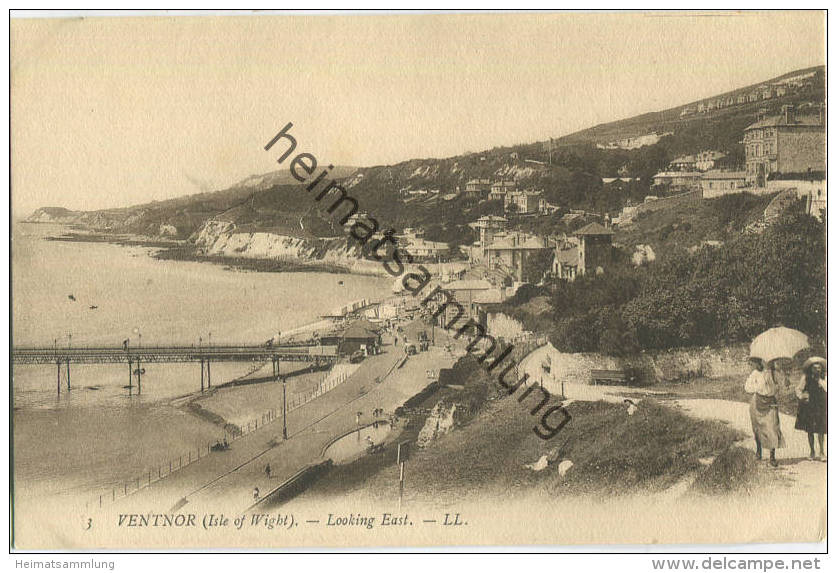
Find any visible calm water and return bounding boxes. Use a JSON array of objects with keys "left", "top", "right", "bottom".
[{"left": 12, "top": 223, "right": 390, "bottom": 499}]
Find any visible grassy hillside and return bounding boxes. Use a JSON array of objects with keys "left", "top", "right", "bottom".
[
  {"left": 30, "top": 66, "right": 824, "bottom": 245},
  {"left": 297, "top": 373, "right": 747, "bottom": 504},
  {"left": 557, "top": 66, "right": 824, "bottom": 146},
  {"left": 614, "top": 192, "right": 777, "bottom": 257}
]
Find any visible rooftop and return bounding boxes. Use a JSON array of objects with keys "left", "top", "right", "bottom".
[
  {"left": 487, "top": 233, "right": 550, "bottom": 250},
  {"left": 472, "top": 289, "right": 506, "bottom": 305},
  {"left": 745, "top": 113, "right": 824, "bottom": 131},
  {"left": 575, "top": 222, "right": 614, "bottom": 236},
  {"left": 444, "top": 279, "right": 493, "bottom": 291},
  {"left": 653, "top": 171, "right": 703, "bottom": 179},
  {"left": 701, "top": 170, "right": 746, "bottom": 180},
  {"left": 341, "top": 319, "right": 381, "bottom": 339},
  {"left": 553, "top": 246, "right": 579, "bottom": 265}
]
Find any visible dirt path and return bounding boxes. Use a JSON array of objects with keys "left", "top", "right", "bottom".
[
  {"left": 675, "top": 398, "right": 826, "bottom": 497},
  {"left": 557, "top": 375, "right": 827, "bottom": 496}
]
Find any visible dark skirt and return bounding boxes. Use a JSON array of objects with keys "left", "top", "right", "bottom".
[{"left": 795, "top": 390, "right": 827, "bottom": 434}]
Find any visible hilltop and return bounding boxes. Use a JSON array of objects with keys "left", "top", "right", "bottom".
[{"left": 25, "top": 66, "right": 824, "bottom": 250}]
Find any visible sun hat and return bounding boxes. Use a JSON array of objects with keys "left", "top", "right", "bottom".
[{"left": 802, "top": 356, "right": 827, "bottom": 370}]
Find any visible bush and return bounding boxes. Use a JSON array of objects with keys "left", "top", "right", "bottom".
[{"left": 504, "top": 212, "right": 826, "bottom": 354}]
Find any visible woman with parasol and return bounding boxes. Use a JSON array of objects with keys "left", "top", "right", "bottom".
[
  {"left": 795, "top": 356, "right": 827, "bottom": 461},
  {"left": 746, "top": 327, "right": 809, "bottom": 466},
  {"left": 744, "top": 357, "right": 786, "bottom": 466}
]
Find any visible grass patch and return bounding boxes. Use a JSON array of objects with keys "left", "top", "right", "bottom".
[
  {"left": 300, "top": 388, "right": 747, "bottom": 505},
  {"left": 689, "top": 446, "right": 764, "bottom": 495},
  {"left": 556, "top": 400, "right": 746, "bottom": 495}
]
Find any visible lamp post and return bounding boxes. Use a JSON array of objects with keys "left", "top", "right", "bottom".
[
  {"left": 134, "top": 328, "right": 142, "bottom": 394},
  {"left": 66, "top": 332, "right": 72, "bottom": 391},
  {"left": 207, "top": 332, "right": 212, "bottom": 389},
  {"left": 54, "top": 338, "right": 59, "bottom": 396},
  {"left": 282, "top": 377, "right": 288, "bottom": 440}
]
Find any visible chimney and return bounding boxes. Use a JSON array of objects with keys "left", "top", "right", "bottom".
[{"left": 782, "top": 104, "right": 794, "bottom": 124}]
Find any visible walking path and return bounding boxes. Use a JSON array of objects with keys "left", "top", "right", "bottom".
[
  {"left": 106, "top": 322, "right": 462, "bottom": 516},
  {"left": 556, "top": 375, "right": 827, "bottom": 499},
  {"left": 676, "top": 398, "right": 826, "bottom": 496}
]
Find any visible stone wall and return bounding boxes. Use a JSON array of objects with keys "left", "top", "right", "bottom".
[{"left": 518, "top": 342, "right": 752, "bottom": 394}]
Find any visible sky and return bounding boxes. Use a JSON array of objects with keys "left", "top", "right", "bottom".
[{"left": 10, "top": 11, "right": 826, "bottom": 215}]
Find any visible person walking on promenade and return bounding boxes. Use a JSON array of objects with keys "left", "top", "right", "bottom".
[
  {"left": 745, "top": 357, "right": 786, "bottom": 467},
  {"left": 795, "top": 357, "right": 827, "bottom": 461},
  {"left": 265, "top": 464, "right": 272, "bottom": 479}
]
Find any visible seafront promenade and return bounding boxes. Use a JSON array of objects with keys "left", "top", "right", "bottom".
[{"left": 95, "top": 320, "right": 462, "bottom": 517}]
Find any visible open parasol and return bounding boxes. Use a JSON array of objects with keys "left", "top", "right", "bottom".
[{"left": 749, "top": 327, "right": 810, "bottom": 364}]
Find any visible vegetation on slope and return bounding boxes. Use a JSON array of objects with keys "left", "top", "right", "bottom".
[{"left": 501, "top": 210, "right": 827, "bottom": 354}]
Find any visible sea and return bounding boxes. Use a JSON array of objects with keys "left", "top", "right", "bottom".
[{"left": 11, "top": 223, "right": 391, "bottom": 501}]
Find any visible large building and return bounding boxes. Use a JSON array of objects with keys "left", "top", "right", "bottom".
[
  {"left": 489, "top": 179, "right": 517, "bottom": 201},
  {"left": 553, "top": 222, "right": 614, "bottom": 280},
  {"left": 467, "top": 215, "right": 509, "bottom": 264},
  {"left": 504, "top": 190, "right": 543, "bottom": 214},
  {"left": 485, "top": 231, "right": 552, "bottom": 283},
  {"left": 744, "top": 105, "right": 825, "bottom": 187},
  {"left": 464, "top": 178, "right": 491, "bottom": 198},
  {"left": 694, "top": 150, "right": 727, "bottom": 172},
  {"left": 651, "top": 171, "right": 702, "bottom": 190},
  {"left": 700, "top": 170, "right": 747, "bottom": 199}
]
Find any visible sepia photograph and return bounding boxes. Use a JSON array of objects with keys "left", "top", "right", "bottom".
[{"left": 7, "top": 9, "right": 828, "bottom": 554}]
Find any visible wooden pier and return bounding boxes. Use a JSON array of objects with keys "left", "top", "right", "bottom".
[{"left": 12, "top": 343, "right": 338, "bottom": 396}]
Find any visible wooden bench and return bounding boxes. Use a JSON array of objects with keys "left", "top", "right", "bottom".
[{"left": 590, "top": 369, "right": 634, "bottom": 385}]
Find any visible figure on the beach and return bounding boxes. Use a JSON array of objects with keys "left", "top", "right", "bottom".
[
  {"left": 795, "top": 356, "right": 827, "bottom": 461},
  {"left": 745, "top": 357, "right": 786, "bottom": 467},
  {"left": 253, "top": 487, "right": 260, "bottom": 501},
  {"left": 265, "top": 464, "right": 272, "bottom": 479}
]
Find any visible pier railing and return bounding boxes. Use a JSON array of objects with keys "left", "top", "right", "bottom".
[{"left": 12, "top": 343, "right": 338, "bottom": 365}]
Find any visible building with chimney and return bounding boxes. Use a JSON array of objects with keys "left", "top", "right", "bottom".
[
  {"left": 744, "top": 105, "right": 825, "bottom": 187},
  {"left": 552, "top": 222, "right": 614, "bottom": 281},
  {"left": 489, "top": 179, "right": 517, "bottom": 201},
  {"left": 467, "top": 215, "right": 509, "bottom": 264},
  {"left": 504, "top": 189, "right": 543, "bottom": 214},
  {"left": 700, "top": 170, "right": 747, "bottom": 199},
  {"left": 464, "top": 178, "right": 491, "bottom": 198},
  {"left": 485, "top": 231, "right": 552, "bottom": 283}
]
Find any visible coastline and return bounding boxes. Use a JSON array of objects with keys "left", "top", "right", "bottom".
[
  {"left": 42, "top": 229, "right": 364, "bottom": 275},
  {"left": 26, "top": 221, "right": 472, "bottom": 279}
]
